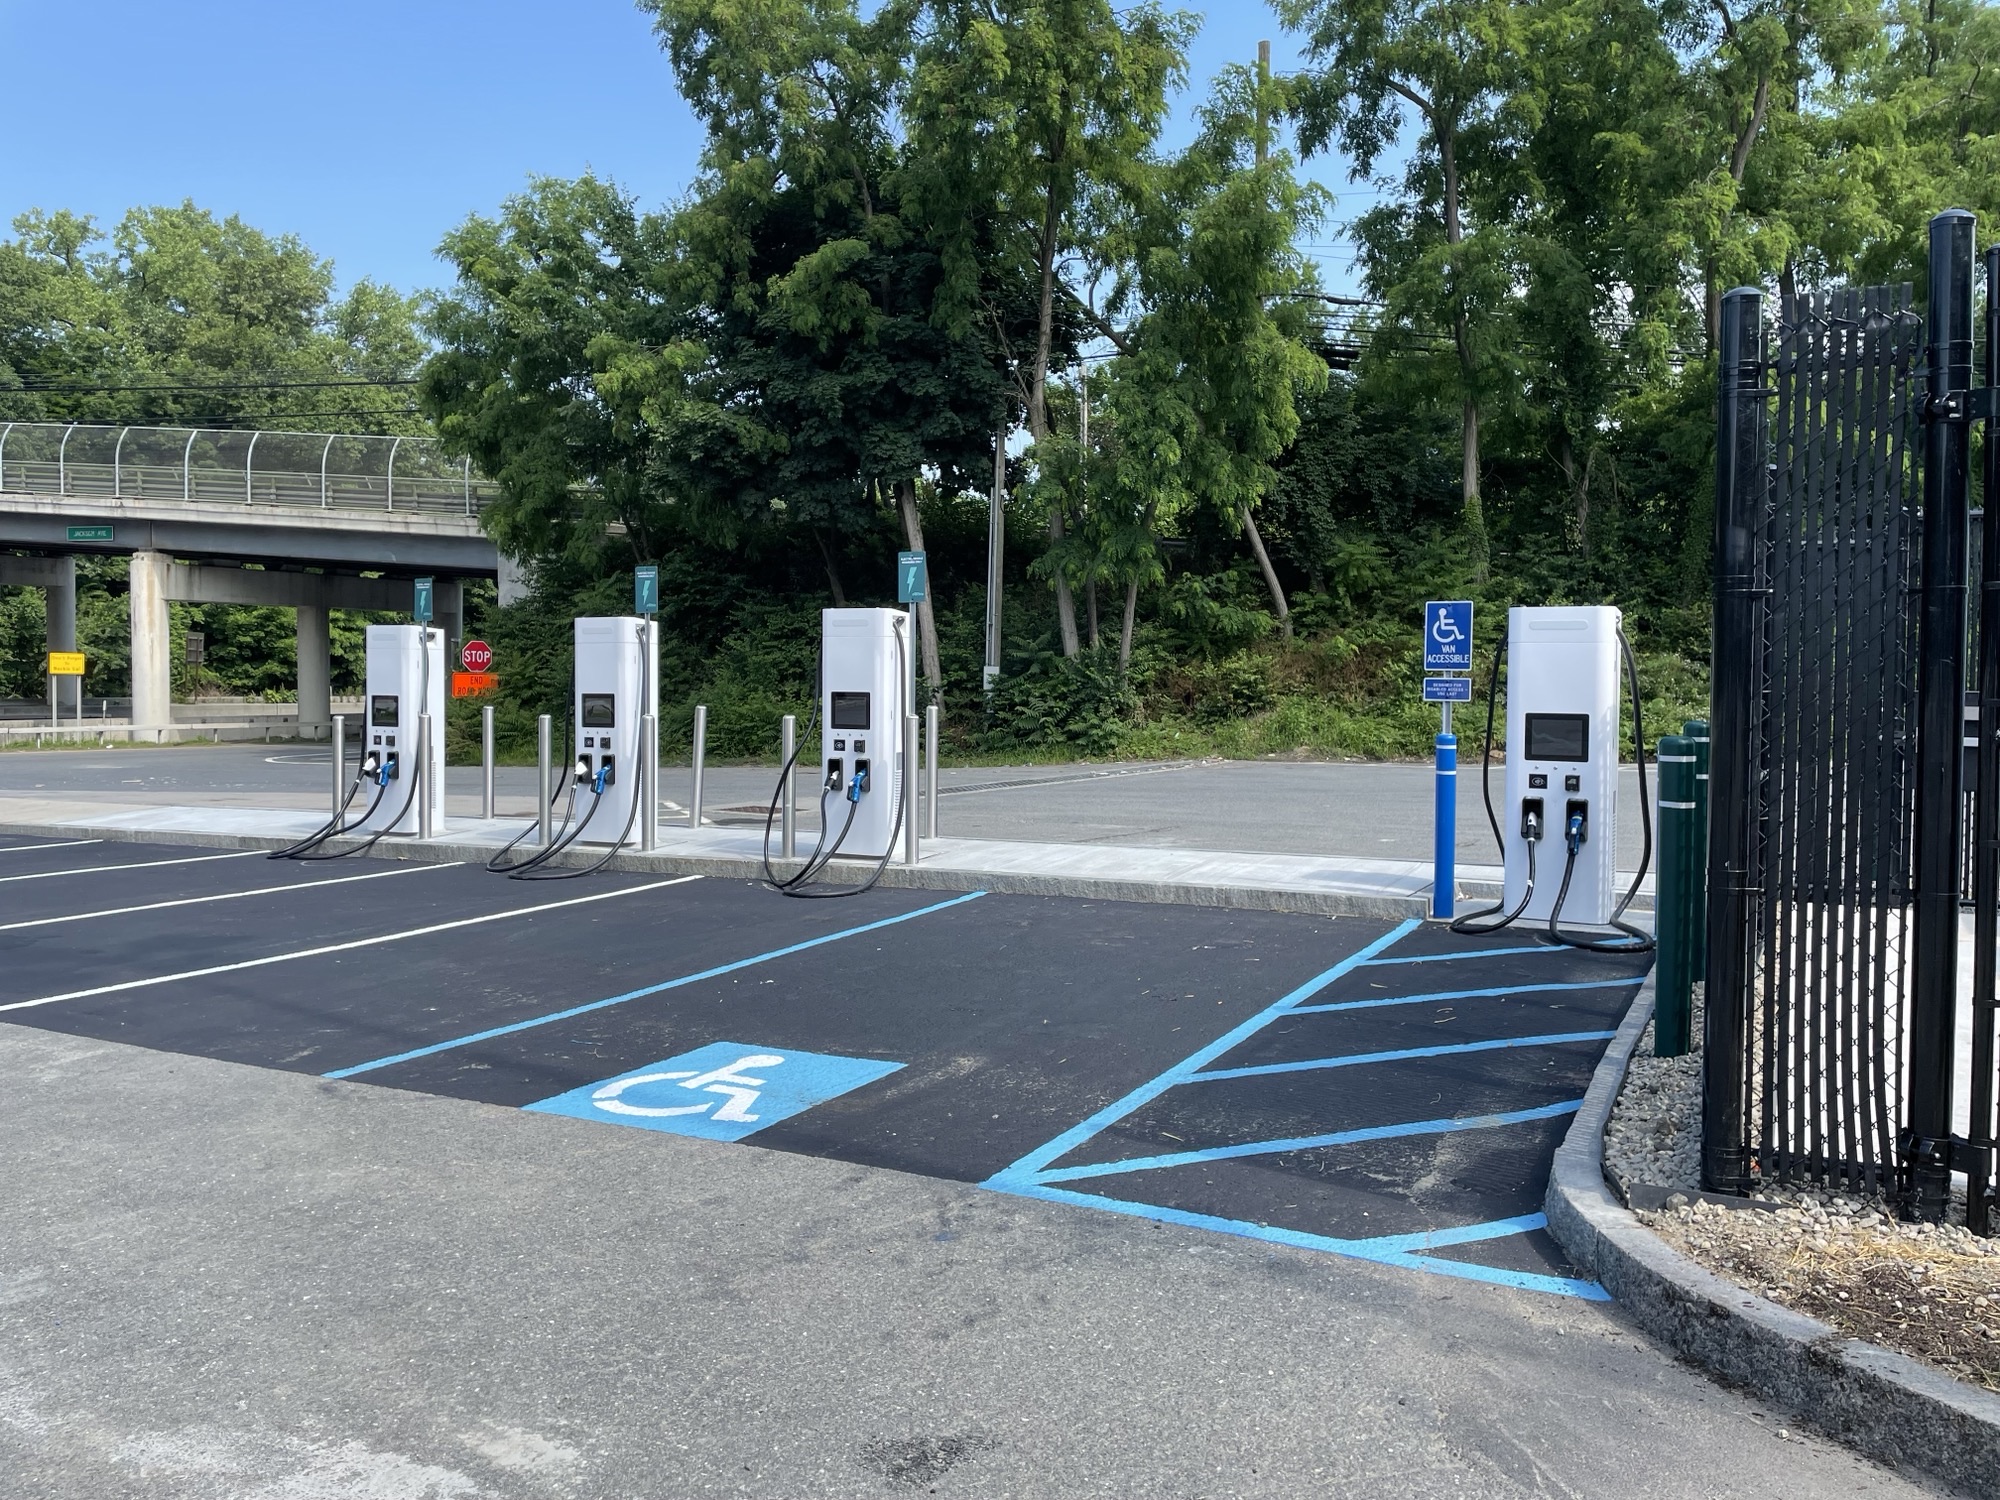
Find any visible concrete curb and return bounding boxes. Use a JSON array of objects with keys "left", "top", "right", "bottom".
[
  {"left": 1544, "top": 975, "right": 2000, "bottom": 1497},
  {"left": 0, "top": 816, "right": 1432, "bottom": 922}
]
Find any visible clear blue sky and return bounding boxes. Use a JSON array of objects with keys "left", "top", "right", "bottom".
[{"left": 0, "top": 1, "right": 1370, "bottom": 300}]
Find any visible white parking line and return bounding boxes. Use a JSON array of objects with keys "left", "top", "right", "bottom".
[
  {"left": 0, "top": 839, "right": 104, "bottom": 855},
  {"left": 0, "top": 850, "right": 265, "bottom": 884},
  {"left": 0, "top": 861, "right": 458, "bottom": 933},
  {"left": 0, "top": 875, "right": 703, "bottom": 1012}
]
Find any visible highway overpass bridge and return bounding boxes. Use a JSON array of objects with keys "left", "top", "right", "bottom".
[{"left": 0, "top": 422, "right": 520, "bottom": 735}]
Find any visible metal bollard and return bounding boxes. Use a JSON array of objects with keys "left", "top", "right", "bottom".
[
  {"left": 903, "top": 711, "right": 920, "bottom": 867},
  {"left": 331, "top": 715, "right": 346, "bottom": 818},
  {"left": 780, "top": 714, "right": 797, "bottom": 858},
  {"left": 480, "top": 705, "right": 495, "bottom": 820},
  {"left": 417, "top": 714, "right": 436, "bottom": 840},
  {"left": 536, "top": 713, "right": 553, "bottom": 846},
  {"left": 925, "top": 703, "right": 940, "bottom": 840},
  {"left": 640, "top": 713, "right": 658, "bottom": 852},
  {"left": 690, "top": 705, "right": 707, "bottom": 829},
  {"left": 1654, "top": 735, "right": 1697, "bottom": 1056},
  {"left": 1683, "top": 717, "right": 1710, "bottom": 975}
]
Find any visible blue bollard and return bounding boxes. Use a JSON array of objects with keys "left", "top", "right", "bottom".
[{"left": 1433, "top": 730, "right": 1457, "bottom": 919}]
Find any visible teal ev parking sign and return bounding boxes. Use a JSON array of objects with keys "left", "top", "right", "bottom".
[
  {"left": 412, "top": 577, "right": 434, "bottom": 623},
  {"left": 898, "top": 550, "right": 927, "bottom": 604},
  {"left": 635, "top": 564, "right": 659, "bottom": 616}
]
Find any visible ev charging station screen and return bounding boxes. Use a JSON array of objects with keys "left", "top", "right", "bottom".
[
  {"left": 580, "top": 693, "right": 616, "bottom": 728},
  {"left": 1525, "top": 713, "right": 1589, "bottom": 762},
  {"left": 370, "top": 695, "right": 399, "bottom": 727},
  {"left": 831, "top": 692, "right": 871, "bottom": 730}
]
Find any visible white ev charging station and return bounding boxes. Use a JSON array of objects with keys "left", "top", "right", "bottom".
[
  {"left": 817, "top": 607, "right": 911, "bottom": 862},
  {"left": 572, "top": 615, "right": 660, "bottom": 847},
  {"left": 357, "top": 623, "right": 446, "bottom": 837},
  {"left": 1499, "top": 605, "right": 1624, "bottom": 925}
]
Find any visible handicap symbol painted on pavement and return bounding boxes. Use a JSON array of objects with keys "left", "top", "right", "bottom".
[{"left": 523, "top": 1042, "right": 904, "bottom": 1142}]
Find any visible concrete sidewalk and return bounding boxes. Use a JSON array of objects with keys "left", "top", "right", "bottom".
[{"left": 0, "top": 798, "right": 1655, "bottom": 923}]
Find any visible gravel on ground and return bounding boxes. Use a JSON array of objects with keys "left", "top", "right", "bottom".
[{"left": 1606, "top": 993, "right": 2000, "bottom": 1394}]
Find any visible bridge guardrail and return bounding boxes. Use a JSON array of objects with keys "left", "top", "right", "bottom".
[{"left": 0, "top": 422, "right": 497, "bottom": 517}]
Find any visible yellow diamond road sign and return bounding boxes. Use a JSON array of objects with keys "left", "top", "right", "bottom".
[{"left": 47, "top": 651, "right": 84, "bottom": 676}]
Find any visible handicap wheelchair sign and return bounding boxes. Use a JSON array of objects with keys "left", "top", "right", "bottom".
[
  {"left": 523, "top": 1042, "right": 903, "bottom": 1142},
  {"left": 1423, "top": 600, "right": 1473, "bottom": 672}
]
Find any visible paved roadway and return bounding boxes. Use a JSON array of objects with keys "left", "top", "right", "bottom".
[
  {"left": 0, "top": 743, "right": 1650, "bottom": 868},
  {"left": 0, "top": 833, "right": 1934, "bottom": 1499}
]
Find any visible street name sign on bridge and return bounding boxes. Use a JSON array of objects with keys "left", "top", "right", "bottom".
[
  {"left": 1423, "top": 599, "right": 1474, "bottom": 672},
  {"left": 65, "top": 524, "right": 113, "bottom": 543}
]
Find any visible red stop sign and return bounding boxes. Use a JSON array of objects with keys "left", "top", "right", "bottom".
[{"left": 460, "top": 639, "right": 493, "bottom": 672}]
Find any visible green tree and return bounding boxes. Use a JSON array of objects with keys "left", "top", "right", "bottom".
[
  {"left": 1282, "top": 0, "right": 1533, "bottom": 580},
  {"left": 905, "top": 0, "right": 1194, "bottom": 657}
]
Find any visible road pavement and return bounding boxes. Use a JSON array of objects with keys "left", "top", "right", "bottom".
[{"left": 0, "top": 743, "right": 1650, "bottom": 868}]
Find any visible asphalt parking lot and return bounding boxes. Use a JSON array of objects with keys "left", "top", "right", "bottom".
[
  {"left": 1, "top": 831, "right": 1643, "bottom": 1296},
  {"left": 0, "top": 830, "right": 1945, "bottom": 1498}
]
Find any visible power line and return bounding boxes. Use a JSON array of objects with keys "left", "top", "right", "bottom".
[{"left": 3, "top": 376, "right": 419, "bottom": 394}]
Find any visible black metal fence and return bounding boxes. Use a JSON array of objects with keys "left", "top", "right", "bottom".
[{"left": 1704, "top": 211, "right": 2000, "bottom": 1231}]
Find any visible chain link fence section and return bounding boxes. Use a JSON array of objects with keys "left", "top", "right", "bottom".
[{"left": 0, "top": 422, "right": 495, "bottom": 516}]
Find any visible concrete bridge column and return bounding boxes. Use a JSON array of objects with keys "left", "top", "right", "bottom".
[
  {"left": 296, "top": 604, "right": 330, "bottom": 739},
  {"left": 43, "top": 555, "right": 76, "bottom": 717},
  {"left": 128, "top": 550, "right": 172, "bottom": 733}
]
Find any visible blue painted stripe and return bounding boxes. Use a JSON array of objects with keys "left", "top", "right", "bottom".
[
  {"left": 985, "top": 919, "right": 1421, "bottom": 1182},
  {"left": 1028, "top": 1099, "right": 1584, "bottom": 1184},
  {"left": 323, "top": 890, "right": 989, "bottom": 1079},
  {"left": 984, "top": 1180, "right": 1610, "bottom": 1301},
  {"left": 1290, "top": 977, "right": 1645, "bottom": 1016},
  {"left": 1187, "top": 1030, "right": 1618, "bottom": 1082},
  {"left": 1361, "top": 946, "right": 1563, "bottom": 967},
  {"left": 1349, "top": 1212, "right": 1552, "bottom": 1255}
]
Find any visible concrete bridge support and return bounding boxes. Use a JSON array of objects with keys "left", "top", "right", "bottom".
[
  {"left": 0, "top": 554, "right": 79, "bottom": 716},
  {"left": 296, "top": 605, "right": 330, "bottom": 738},
  {"left": 129, "top": 551, "right": 173, "bottom": 731},
  {"left": 122, "top": 561, "right": 444, "bottom": 737}
]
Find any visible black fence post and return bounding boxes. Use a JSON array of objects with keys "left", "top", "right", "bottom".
[
  {"left": 1969, "top": 243, "right": 2000, "bottom": 1237},
  {"left": 1909, "top": 209, "right": 1977, "bottom": 1222},
  {"left": 1703, "top": 285, "right": 1765, "bottom": 1194}
]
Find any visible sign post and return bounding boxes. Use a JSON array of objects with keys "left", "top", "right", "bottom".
[
  {"left": 46, "top": 651, "right": 85, "bottom": 730},
  {"left": 1423, "top": 600, "right": 1475, "bottom": 919}
]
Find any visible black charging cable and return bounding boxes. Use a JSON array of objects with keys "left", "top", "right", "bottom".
[
  {"left": 270, "top": 758, "right": 377, "bottom": 860},
  {"left": 1449, "top": 641, "right": 1540, "bottom": 934},
  {"left": 764, "top": 624, "right": 910, "bottom": 898},
  {"left": 1542, "top": 627, "right": 1656, "bottom": 953}
]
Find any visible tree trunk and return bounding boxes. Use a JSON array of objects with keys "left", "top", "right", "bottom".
[
  {"left": 1086, "top": 578, "right": 1100, "bottom": 649},
  {"left": 1440, "top": 127, "right": 1489, "bottom": 583},
  {"left": 1118, "top": 576, "right": 1139, "bottom": 678},
  {"left": 815, "top": 529, "right": 847, "bottom": 606},
  {"left": 896, "top": 478, "right": 943, "bottom": 696},
  {"left": 1031, "top": 169, "right": 1081, "bottom": 657},
  {"left": 1242, "top": 505, "right": 1290, "bottom": 639},
  {"left": 1460, "top": 395, "right": 1488, "bottom": 581}
]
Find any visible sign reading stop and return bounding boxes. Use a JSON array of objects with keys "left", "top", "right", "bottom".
[{"left": 461, "top": 639, "right": 493, "bottom": 672}]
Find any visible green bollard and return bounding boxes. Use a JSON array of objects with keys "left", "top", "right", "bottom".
[
  {"left": 1683, "top": 717, "right": 1710, "bottom": 977},
  {"left": 1654, "top": 734, "right": 1696, "bottom": 1056}
]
